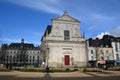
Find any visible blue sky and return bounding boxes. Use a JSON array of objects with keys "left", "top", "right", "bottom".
[{"left": 0, "top": 0, "right": 120, "bottom": 45}]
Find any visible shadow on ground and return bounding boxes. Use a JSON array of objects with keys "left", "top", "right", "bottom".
[
  {"left": 0, "top": 73, "right": 120, "bottom": 80},
  {"left": 84, "top": 71, "right": 115, "bottom": 77}
]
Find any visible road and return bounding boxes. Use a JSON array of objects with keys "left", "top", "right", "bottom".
[{"left": 0, "top": 71, "right": 120, "bottom": 80}]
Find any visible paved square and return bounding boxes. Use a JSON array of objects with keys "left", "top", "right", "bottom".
[{"left": 0, "top": 71, "right": 120, "bottom": 80}]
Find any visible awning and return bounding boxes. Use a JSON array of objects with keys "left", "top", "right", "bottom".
[
  {"left": 97, "top": 61, "right": 106, "bottom": 64},
  {"left": 115, "top": 60, "right": 120, "bottom": 63},
  {"left": 89, "top": 61, "right": 96, "bottom": 63}
]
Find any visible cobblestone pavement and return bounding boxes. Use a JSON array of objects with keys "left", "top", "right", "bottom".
[{"left": 0, "top": 71, "right": 120, "bottom": 80}]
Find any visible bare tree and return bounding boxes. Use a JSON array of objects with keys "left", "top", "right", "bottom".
[{"left": 0, "top": 44, "right": 8, "bottom": 67}]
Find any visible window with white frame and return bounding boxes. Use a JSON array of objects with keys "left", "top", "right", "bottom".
[{"left": 91, "top": 50, "right": 94, "bottom": 54}]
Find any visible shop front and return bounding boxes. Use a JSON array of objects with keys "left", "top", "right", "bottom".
[
  {"left": 88, "top": 61, "right": 97, "bottom": 67},
  {"left": 115, "top": 60, "right": 120, "bottom": 66},
  {"left": 97, "top": 61, "right": 106, "bottom": 68},
  {"left": 106, "top": 60, "right": 114, "bottom": 67}
]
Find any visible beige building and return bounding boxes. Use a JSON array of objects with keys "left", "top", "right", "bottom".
[
  {"left": 0, "top": 39, "right": 41, "bottom": 68},
  {"left": 88, "top": 46, "right": 114, "bottom": 61},
  {"left": 98, "top": 47, "right": 114, "bottom": 61},
  {"left": 41, "top": 12, "right": 87, "bottom": 68}
]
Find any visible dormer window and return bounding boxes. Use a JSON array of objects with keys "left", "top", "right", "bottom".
[{"left": 64, "top": 30, "right": 70, "bottom": 40}]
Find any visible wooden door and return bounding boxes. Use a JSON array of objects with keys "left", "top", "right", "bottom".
[{"left": 64, "top": 55, "right": 70, "bottom": 65}]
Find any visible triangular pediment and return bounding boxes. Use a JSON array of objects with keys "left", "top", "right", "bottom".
[{"left": 52, "top": 12, "right": 80, "bottom": 23}]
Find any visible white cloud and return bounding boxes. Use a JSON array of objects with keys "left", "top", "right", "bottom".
[
  {"left": 4, "top": 0, "right": 120, "bottom": 40},
  {"left": 110, "top": 26, "right": 120, "bottom": 37},
  {"left": 93, "top": 32, "right": 110, "bottom": 39},
  {"left": 7, "top": 0, "right": 117, "bottom": 22},
  {"left": 8, "top": 0, "right": 62, "bottom": 15}
]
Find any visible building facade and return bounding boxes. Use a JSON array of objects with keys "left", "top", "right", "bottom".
[
  {"left": 87, "top": 36, "right": 114, "bottom": 68},
  {"left": 0, "top": 39, "right": 41, "bottom": 68},
  {"left": 112, "top": 38, "right": 120, "bottom": 66},
  {"left": 41, "top": 12, "right": 87, "bottom": 68},
  {"left": 87, "top": 46, "right": 114, "bottom": 67}
]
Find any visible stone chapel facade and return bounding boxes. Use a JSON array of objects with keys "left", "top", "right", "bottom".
[{"left": 41, "top": 12, "right": 87, "bottom": 67}]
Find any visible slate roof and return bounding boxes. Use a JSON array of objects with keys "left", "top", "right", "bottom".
[
  {"left": 9, "top": 43, "right": 34, "bottom": 49},
  {"left": 41, "top": 25, "right": 52, "bottom": 41},
  {"left": 88, "top": 35, "right": 120, "bottom": 47},
  {"left": 1, "top": 41, "right": 40, "bottom": 50}
]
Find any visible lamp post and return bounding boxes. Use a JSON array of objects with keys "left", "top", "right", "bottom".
[
  {"left": 45, "top": 43, "right": 49, "bottom": 72},
  {"left": 46, "top": 47, "right": 49, "bottom": 67}
]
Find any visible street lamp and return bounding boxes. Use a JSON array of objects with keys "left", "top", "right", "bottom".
[{"left": 46, "top": 47, "right": 49, "bottom": 67}]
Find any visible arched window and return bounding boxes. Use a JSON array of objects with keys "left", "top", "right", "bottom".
[{"left": 64, "top": 30, "right": 70, "bottom": 40}]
